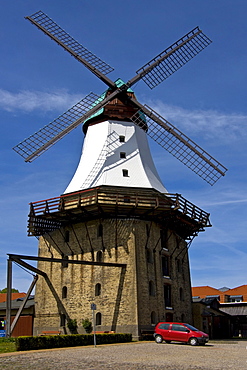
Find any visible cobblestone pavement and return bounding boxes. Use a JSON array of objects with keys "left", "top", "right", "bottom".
[{"left": 0, "top": 341, "right": 247, "bottom": 369}]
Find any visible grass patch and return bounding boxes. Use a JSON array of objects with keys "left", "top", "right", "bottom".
[{"left": 0, "top": 338, "right": 17, "bottom": 353}]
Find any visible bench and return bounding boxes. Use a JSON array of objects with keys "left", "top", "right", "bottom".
[
  {"left": 39, "top": 330, "right": 115, "bottom": 335},
  {"left": 94, "top": 331, "right": 115, "bottom": 334},
  {"left": 140, "top": 330, "right": 154, "bottom": 341},
  {"left": 40, "top": 330, "right": 61, "bottom": 336}
]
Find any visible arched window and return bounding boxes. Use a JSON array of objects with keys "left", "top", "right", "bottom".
[
  {"left": 62, "top": 255, "right": 68, "bottom": 268},
  {"left": 64, "top": 230, "right": 70, "bottom": 242},
  {"left": 149, "top": 280, "right": 155, "bottom": 296},
  {"left": 95, "top": 283, "right": 101, "bottom": 296},
  {"left": 176, "top": 237, "right": 181, "bottom": 249},
  {"left": 177, "top": 258, "right": 181, "bottom": 273},
  {"left": 151, "top": 311, "right": 157, "bottom": 325},
  {"left": 97, "top": 224, "right": 103, "bottom": 238},
  {"left": 62, "top": 286, "right": 67, "bottom": 299},
  {"left": 146, "top": 248, "right": 153, "bottom": 263},
  {"left": 161, "top": 255, "right": 169, "bottom": 276},
  {"left": 160, "top": 229, "right": 168, "bottom": 249},
  {"left": 164, "top": 285, "right": 171, "bottom": 307},
  {"left": 96, "top": 250, "right": 103, "bottom": 262},
  {"left": 146, "top": 224, "right": 150, "bottom": 237},
  {"left": 179, "top": 287, "right": 184, "bottom": 301},
  {"left": 96, "top": 312, "right": 102, "bottom": 326}
]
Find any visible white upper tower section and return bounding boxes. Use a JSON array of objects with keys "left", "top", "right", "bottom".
[{"left": 64, "top": 119, "right": 167, "bottom": 194}]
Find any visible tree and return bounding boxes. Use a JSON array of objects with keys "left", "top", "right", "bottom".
[{"left": 0, "top": 288, "right": 19, "bottom": 293}]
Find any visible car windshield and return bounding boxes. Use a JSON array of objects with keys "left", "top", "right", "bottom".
[{"left": 184, "top": 324, "right": 199, "bottom": 331}]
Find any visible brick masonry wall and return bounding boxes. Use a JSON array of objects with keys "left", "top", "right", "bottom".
[{"left": 34, "top": 218, "right": 192, "bottom": 337}]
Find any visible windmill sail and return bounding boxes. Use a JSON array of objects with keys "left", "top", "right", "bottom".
[
  {"left": 26, "top": 11, "right": 115, "bottom": 88},
  {"left": 130, "top": 105, "right": 227, "bottom": 186},
  {"left": 127, "top": 27, "right": 212, "bottom": 89},
  {"left": 13, "top": 93, "right": 101, "bottom": 162},
  {"left": 13, "top": 88, "right": 122, "bottom": 162}
]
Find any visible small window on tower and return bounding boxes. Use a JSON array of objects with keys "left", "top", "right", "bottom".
[
  {"left": 122, "top": 169, "right": 129, "bottom": 177},
  {"left": 95, "top": 283, "right": 101, "bottom": 296},
  {"left": 119, "top": 135, "right": 125, "bottom": 143},
  {"left": 177, "top": 258, "right": 181, "bottom": 273},
  {"left": 146, "top": 248, "right": 153, "bottom": 264},
  {"left": 96, "top": 250, "right": 103, "bottom": 262},
  {"left": 149, "top": 280, "right": 155, "bottom": 296},
  {"left": 164, "top": 284, "right": 172, "bottom": 308},
  {"left": 162, "top": 255, "right": 169, "bottom": 276},
  {"left": 160, "top": 229, "right": 168, "bottom": 250},
  {"left": 62, "top": 286, "right": 67, "bottom": 299},
  {"left": 97, "top": 224, "right": 103, "bottom": 238},
  {"left": 96, "top": 312, "right": 102, "bottom": 325},
  {"left": 64, "top": 230, "right": 70, "bottom": 242},
  {"left": 151, "top": 311, "right": 157, "bottom": 325},
  {"left": 62, "top": 255, "right": 68, "bottom": 268},
  {"left": 120, "top": 152, "right": 126, "bottom": 158}
]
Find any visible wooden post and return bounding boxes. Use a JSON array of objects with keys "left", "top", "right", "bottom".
[
  {"left": 6, "top": 259, "right": 12, "bottom": 338},
  {"left": 10, "top": 275, "right": 38, "bottom": 335}
]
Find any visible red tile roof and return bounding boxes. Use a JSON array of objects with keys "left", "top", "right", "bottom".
[
  {"left": 192, "top": 285, "right": 247, "bottom": 302},
  {"left": 225, "top": 285, "right": 247, "bottom": 301},
  {"left": 0, "top": 293, "right": 26, "bottom": 303}
]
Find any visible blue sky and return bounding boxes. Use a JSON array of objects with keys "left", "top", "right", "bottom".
[{"left": 0, "top": 0, "right": 247, "bottom": 292}]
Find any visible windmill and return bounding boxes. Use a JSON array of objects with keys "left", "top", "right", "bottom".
[
  {"left": 10, "top": 11, "right": 227, "bottom": 338},
  {"left": 13, "top": 10, "right": 227, "bottom": 187}
]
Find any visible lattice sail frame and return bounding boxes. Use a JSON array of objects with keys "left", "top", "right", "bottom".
[
  {"left": 27, "top": 11, "right": 114, "bottom": 76},
  {"left": 13, "top": 93, "right": 101, "bottom": 162},
  {"left": 130, "top": 106, "right": 227, "bottom": 186},
  {"left": 135, "top": 27, "right": 212, "bottom": 89}
]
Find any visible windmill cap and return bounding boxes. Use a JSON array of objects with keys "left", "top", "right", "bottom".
[{"left": 83, "top": 78, "right": 146, "bottom": 134}]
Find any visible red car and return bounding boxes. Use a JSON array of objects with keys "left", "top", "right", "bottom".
[{"left": 154, "top": 322, "right": 209, "bottom": 346}]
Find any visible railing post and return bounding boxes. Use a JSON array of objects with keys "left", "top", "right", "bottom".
[
  {"left": 28, "top": 203, "right": 35, "bottom": 217},
  {"left": 44, "top": 201, "right": 49, "bottom": 214}
]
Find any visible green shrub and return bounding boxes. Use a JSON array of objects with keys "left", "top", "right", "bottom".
[
  {"left": 67, "top": 319, "right": 78, "bottom": 334},
  {"left": 82, "top": 318, "right": 92, "bottom": 333},
  {"left": 15, "top": 333, "right": 132, "bottom": 351}
]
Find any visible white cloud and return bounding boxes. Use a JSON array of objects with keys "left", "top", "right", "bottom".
[
  {"left": 203, "top": 198, "right": 247, "bottom": 207},
  {"left": 186, "top": 184, "right": 247, "bottom": 207},
  {"left": 0, "top": 88, "right": 82, "bottom": 113},
  {"left": 1, "top": 88, "right": 247, "bottom": 144},
  {"left": 146, "top": 99, "right": 247, "bottom": 143}
]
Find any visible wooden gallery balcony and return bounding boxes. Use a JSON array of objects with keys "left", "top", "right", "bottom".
[{"left": 27, "top": 185, "right": 211, "bottom": 240}]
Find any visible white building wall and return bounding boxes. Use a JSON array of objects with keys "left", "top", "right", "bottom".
[{"left": 64, "top": 120, "right": 167, "bottom": 194}]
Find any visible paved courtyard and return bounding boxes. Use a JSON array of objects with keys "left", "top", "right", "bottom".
[{"left": 0, "top": 340, "right": 246, "bottom": 369}]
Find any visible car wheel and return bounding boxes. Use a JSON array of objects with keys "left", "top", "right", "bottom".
[
  {"left": 165, "top": 340, "right": 171, "bottom": 344},
  {"left": 155, "top": 335, "right": 163, "bottom": 344},
  {"left": 189, "top": 337, "right": 198, "bottom": 346}
]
